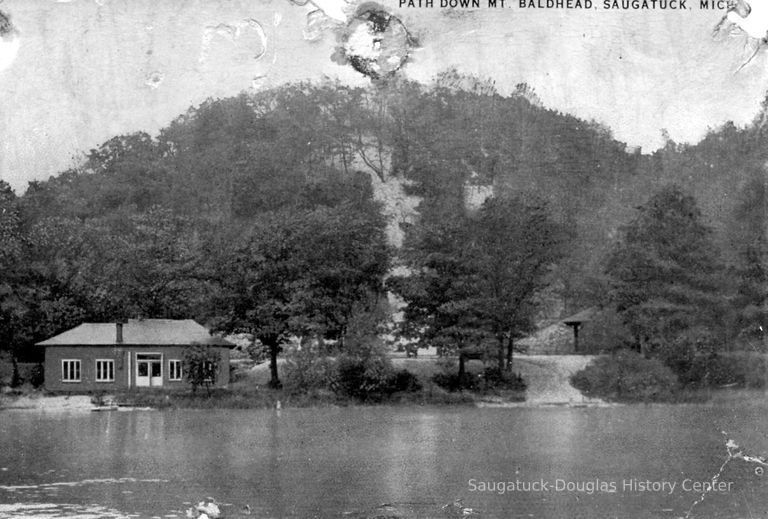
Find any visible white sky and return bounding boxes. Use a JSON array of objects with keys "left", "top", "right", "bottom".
[{"left": 0, "top": 0, "right": 767, "bottom": 192}]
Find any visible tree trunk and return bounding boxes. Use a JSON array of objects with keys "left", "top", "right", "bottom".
[
  {"left": 268, "top": 342, "right": 282, "bottom": 389},
  {"left": 458, "top": 353, "right": 466, "bottom": 381},
  {"left": 497, "top": 335, "right": 505, "bottom": 372},
  {"left": 506, "top": 337, "right": 514, "bottom": 371},
  {"left": 10, "top": 354, "right": 20, "bottom": 388}
]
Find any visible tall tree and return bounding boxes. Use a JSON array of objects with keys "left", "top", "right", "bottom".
[
  {"left": 730, "top": 175, "right": 768, "bottom": 340},
  {"left": 606, "top": 186, "right": 726, "bottom": 353},
  {"left": 210, "top": 203, "right": 389, "bottom": 388},
  {"left": 392, "top": 194, "right": 566, "bottom": 372},
  {"left": 389, "top": 212, "right": 492, "bottom": 362}
]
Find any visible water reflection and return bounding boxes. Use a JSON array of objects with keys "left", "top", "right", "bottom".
[{"left": 0, "top": 405, "right": 767, "bottom": 518}]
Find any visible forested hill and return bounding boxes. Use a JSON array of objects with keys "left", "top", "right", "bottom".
[{"left": 6, "top": 72, "right": 768, "bottom": 320}]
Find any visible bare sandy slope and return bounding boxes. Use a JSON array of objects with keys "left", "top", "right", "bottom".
[
  {"left": 0, "top": 394, "right": 94, "bottom": 411},
  {"left": 513, "top": 355, "right": 605, "bottom": 405},
  {"left": 392, "top": 354, "right": 605, "bottom": 406}
]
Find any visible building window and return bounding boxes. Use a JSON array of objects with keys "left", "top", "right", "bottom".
[
  {"left": 204, "top": 361, "right": 216, "bottom": 382},
  {"left": 169, "top": 359, "right": 182, "bottom": 381},
  {"left": 62, "top": 360, "right": 81, "bottom": 382},
  {"left": 95, "top": 359, "right": 114, "bottom": 382}
]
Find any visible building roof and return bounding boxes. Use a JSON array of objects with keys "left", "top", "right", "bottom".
[
  {"left": 561, "top": 307, "right": 597, "bottom": 326},
  {"left": 36, "top": 319, "right": 233, "bottom": 347}
]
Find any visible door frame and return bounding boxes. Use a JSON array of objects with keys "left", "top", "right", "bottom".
[{"left": 135, "top": 352, "right": 163, "bottom": 388}]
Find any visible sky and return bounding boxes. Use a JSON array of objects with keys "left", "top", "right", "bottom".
[{"left": 0, "top": 0, "right": 767, "bottom": 192}]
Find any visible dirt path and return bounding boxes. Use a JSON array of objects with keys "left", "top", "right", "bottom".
[{"left": 513, "top": 355, "right": 605, "bottom": 406}]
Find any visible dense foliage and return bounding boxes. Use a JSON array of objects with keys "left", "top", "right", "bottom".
[
  {"left": 606, "top": 186, "right": 726, "bottom": 352},
  {"left": 183, "top": 346, "right": 221, "bottom": 395},
  {"left": 570, "top": 351, "right": 680, "bottom": 403},
  {"left": 390, "top": 193, "right": 567, "bottom": 374},
  {"left": 1, "top": 72, "right": 766, "bottom": 392}
]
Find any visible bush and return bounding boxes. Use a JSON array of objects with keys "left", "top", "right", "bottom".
[
  {"left": 432, "top": 371, "right": 482, "bottom": 391},
  {"left": 483, "top": 367, "right": 527, "bottom": 391},
  {"left": 29, "top": 364, "right": 44, "bottom": 388},
  {"left": 334, "top": 355, "right": 393, "bottom": 401},
  {"left": 571, "top": 350, "right": 680, "bottom": 402},
  {"left": 579, "top": 308, "right": 634, "bottom": 353},
  {"left": 685, "top": 353, "right": 767, "bottom": 389},
  {"left": 432, "top": 366, "right": 527, "bottom": 392},
  {"left": 389, "top": 369, "right": 422, "bottom": 392},
  {"left": 283, "top": 342, "right": 336, "bottom": 394},
  {"left": 183, "top": 346, "right": 221, "bottom": 394},
  {"left": 656, "top": 328, "right": 716, "bottom": 381},
  {"left": 655, "top": 331, "right": 767, "bottom": 389}
]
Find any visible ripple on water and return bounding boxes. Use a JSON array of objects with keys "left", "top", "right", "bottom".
[{"left": 0, "top": 502, "right": 130, "bottom": 519}]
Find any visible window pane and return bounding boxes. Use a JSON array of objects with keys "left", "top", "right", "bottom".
[
  {"left": 138, "top": 363, "right": 148, "bottom": 377},
  {"left": 173, "top": 361, "right": 182, "bottom": 380},
  {"left": 151, "top": 362, "right": 161, "bottom": 377},
  {"left": 63, "top": 361, "right": 80, "bottom": 381}
]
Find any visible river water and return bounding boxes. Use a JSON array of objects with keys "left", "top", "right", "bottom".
[{"left": 1, "top": 403, "right": 767, "bottom": 518}]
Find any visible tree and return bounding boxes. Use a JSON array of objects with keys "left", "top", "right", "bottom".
[
  {"left": 183, "top": 346, "right": 221, "bottom": 395},
  {"left": 605, "top": 186, "right": 726, "bottom": 354},
  {"left": 730, "top": 175, "right": 768, "bottom": 341},
  {"left": 210, "top": 203, "right": 389, "bottom": 388},
  {"left": 0, "top": 181, "right": 28, "bottom": 384},
  {"left": 392, "top": 194, "right": 567, "bottom": 375},
  {"left": 389, "top": 211, "right": 492, "bottom": 368},
  {"left": 97, "top": 208, "right": 210, "bottom": 319},
  {"left": 472, "top": 195, "right": 567, "bottom": 370}
]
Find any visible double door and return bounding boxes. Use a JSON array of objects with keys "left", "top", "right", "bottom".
[{"left": 136, "top": 353, "right": 162, "bottom": 387}]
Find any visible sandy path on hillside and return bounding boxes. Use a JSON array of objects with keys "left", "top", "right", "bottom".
[{"left": 513, "top": 355, "right": 605, "bottom": 405}]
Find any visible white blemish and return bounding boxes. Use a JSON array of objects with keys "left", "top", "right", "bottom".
[
  {"left": 685, "top": 433, "right": 767, "bottom": 518},
  {"left": 273, "top": 12, "right": 282, "bottom": 26},
  {"left": 0, "top": 34, "right": 19, "bottom": 72},
  {"left": 0, "top": 477, "right": 168, "bottom": 491},
  {"left": 245, "top": 18, "right": 268, "bottom": 60},
  {"left": 727, "top": 0, "right": 768, "bottom": 39},
  {"left": 199, "top": 19, "right": 267, "bottom": 64},
  {"left": 144, "top": 71, "right": 164, "bottom": 89},
  {"left": 306, "top": 0, "right": 350, "bottom": 23},
  {"left": 288, "top": 0, "right": 351, "bottom": 39},
  {"left": 302, "top": 9, "right": 339, "bottom": 41},
  {"left": 713, "top": 0, "right": 768, "bottom": 70},
  {"left": 250, "top": 75, "right": 268, "bottom": 89},
  {"left": 0, "top": 503, "right": 131, "bottom": 518},
  {"left": 345, "top": 23, "right": 380, "bottom": 61}
]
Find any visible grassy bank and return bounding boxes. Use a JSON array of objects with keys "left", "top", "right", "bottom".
[
  {"left": 571, "top": 350, "right": 768, "bottom": 404},
  {"left": 105, "top": 386, "right": 488, "bottom": 409},
  {"left": 109, "top": 379, "right": 515, "bottom": 409}
]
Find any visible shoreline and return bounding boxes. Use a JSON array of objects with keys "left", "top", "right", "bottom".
[{"left": 2, "top": 386, "right": 766, "bottom": 412}]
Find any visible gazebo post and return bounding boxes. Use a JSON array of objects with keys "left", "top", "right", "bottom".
[
  {"left": 561, "top": 308, "right": 595, "bottom": 354},
  {"left": 573, "top": 323, "right": 580, "bottom": 352}
]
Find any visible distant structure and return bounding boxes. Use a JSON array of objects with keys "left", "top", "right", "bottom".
[
  {"left": 562, "top": 308, "right": 596, "bottom": 352},
  {"left": 517, "top": 308, "right": 595, "bottom": 354},
  {"left": 37, "top": 319, "right": 233, "bottom": 392}
]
